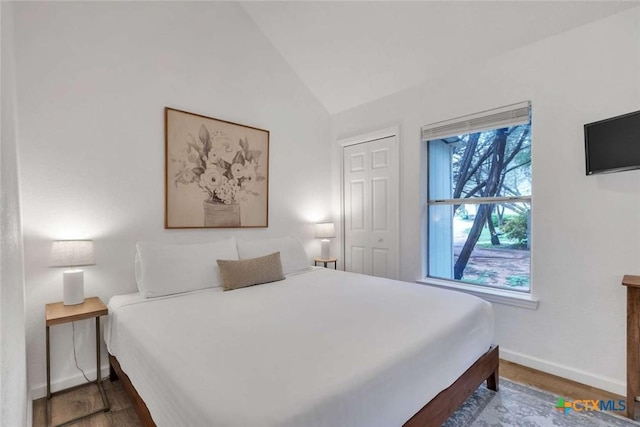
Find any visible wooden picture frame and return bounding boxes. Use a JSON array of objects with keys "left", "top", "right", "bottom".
[{"left": 165, "top": 107, "right": 269, "bottom": 229}]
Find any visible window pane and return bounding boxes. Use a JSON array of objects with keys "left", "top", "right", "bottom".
[
  {"left": 428, "top": 202, "right": 530, "bottom": 292},
  {"left": 428, "top": 124, "right": 531, "bottom": 201}
]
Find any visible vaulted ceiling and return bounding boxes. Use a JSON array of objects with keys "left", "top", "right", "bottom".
[{"left": 240, "top": 1, "right": 638, "bottom": 114}]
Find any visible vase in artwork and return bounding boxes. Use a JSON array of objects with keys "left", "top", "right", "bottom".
[{"left": 203, "top": 200, "right": 240, "bottom": 227}]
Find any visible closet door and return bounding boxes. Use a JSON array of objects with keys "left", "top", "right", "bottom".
[{"left": 343, "top": 135, "right": 398, "bottom": 279}]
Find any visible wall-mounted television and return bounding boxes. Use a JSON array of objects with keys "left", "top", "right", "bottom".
[{"left": 585, "top": 110, "right": 640, "bottom": 175}]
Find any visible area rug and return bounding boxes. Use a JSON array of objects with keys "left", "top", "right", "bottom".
[{"left": 443, "top": 378, "right": 640, "bottom": 426}]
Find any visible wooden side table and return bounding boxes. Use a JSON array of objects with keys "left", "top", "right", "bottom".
[
  {"left": 623, "top": 275, "right": 640, "bottom": 420},
  {"left": 45, "top": 297, "right": 110, "bottom": 426},
  {"left": 314, "top": 257, "right": 337, "bottom": 269}
]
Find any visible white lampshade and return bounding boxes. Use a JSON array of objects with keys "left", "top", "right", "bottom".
[
  {"left": 49, "top": 240, "right": 95, "bottom": 305},
  {"left": 315, "top": 223, "right": 335, "bottom": 239},
  {"left": 49, "top": 240, "right": 95, "bottom": 268}
]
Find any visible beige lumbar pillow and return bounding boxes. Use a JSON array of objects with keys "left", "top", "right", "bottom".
[{"left": 217, "top": 252, "right": 285, "bottom": 291}]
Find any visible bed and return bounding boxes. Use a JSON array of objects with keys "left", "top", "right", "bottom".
[{"left": 106, "top": 237, "right": 497, "bottom": 426}]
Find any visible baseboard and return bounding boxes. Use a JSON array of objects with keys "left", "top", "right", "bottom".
[
  {"left": 30, "top": 365, "right": 110, "bottom": 400},
  {"left": 501, "top": 347, "right": 626, "bottom": 396}
]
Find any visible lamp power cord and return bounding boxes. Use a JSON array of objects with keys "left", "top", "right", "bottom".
[{"left": 71, "top": 322, "right": 91, "bottom": 383}]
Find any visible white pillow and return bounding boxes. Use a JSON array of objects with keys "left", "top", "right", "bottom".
[
  {"left": 136, "top": 237, "right": 239, "bottom": 298},
  {"left": 236, "top": 236, "right": 310, "bottom": 275}
]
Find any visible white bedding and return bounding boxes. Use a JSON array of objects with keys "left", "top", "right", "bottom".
[{"left": 106, "top": 268, "right": 494, "bottom": 427}]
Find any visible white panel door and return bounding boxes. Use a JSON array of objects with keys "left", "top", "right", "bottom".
[{"left": 343, "top": 135, "right": 398, "bottom": 279}]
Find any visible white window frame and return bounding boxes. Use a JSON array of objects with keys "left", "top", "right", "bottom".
[{"left": 418, "top": 102, "right": 538, "bottom": 310}]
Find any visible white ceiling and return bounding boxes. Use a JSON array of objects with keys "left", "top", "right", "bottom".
[{"left": 241, "top": 1, "right": 638, "bottom": 114}]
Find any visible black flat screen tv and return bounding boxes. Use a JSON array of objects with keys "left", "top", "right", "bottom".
[{"left": 585, "top": 110, "right": 640, "bottom": 175}]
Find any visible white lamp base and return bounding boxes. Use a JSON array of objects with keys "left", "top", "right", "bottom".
[
  {"left": 63, "top": 270, "right": 85, "bottom": 305},
  {"left": 320, "top": 239, "right": 331, "bottom": 259}
]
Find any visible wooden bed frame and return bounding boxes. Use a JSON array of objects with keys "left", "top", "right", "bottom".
[{"left": 109, "top": 345, "right": 499, "bottom": 427}]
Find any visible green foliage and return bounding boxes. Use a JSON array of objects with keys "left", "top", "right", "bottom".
[
  {"left": 465, "top": 271, "right": 495, "bottom": 285},
  {"left": 506, "top": 275, "right": 530, "bottom": 288},
  {"left": 457, "top": 206, "right": 469, "bottom": 220},
  {"left": 502, "top": 213, "right": 528, "bottom": 244},
  {"left": 491, "top": 213, "right": 500, "bottom": 227}
]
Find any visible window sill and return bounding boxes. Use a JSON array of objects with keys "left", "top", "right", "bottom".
[{"left": 415, "top": 278, "right": 539, "bottom": 310}]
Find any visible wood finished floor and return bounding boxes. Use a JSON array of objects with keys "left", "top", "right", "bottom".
[
  {"left": 32, "top": 379, "right": 141, "bottom": 427},
  {"left": 33, "top": 359, "right": 630, "bottom": 426}
]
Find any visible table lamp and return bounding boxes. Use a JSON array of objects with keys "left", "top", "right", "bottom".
[
  {"left": 315, "top": 222, "right": 335, "bottom": 260},
  {"left": 49, "top": 240, "right": 95, "bottom": 305}
]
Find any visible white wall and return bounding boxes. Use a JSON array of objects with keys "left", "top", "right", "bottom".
[
  {"left": 332, "top": 7, "right": 640, "bottom": 395},
  {"left": 1, "top": 1, "right": 30, "bottom": 425},
  {"left": 13, "top": 2, "right": 331, "bottom": 398}
]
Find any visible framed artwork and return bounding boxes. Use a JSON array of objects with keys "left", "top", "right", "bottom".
[{"left": 165, "top": 107, "right": 269, "bottom": 228}]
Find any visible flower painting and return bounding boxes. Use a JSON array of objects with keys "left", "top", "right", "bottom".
[{"left": 165, "top": 108, "right": 269, "bottom": 228}]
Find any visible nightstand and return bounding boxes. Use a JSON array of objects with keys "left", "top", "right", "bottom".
[
  {"left": 45, "top": 297, "right": 110, "bottom": 426},
  {"left": 314, "top": 257, "right": 338, "bottom": 269}
]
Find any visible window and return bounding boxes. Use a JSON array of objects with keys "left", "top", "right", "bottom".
[{"left": 423, "top": 102, "right": 531, "bottom": 292}]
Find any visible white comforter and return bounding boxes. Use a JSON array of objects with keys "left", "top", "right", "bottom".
[{"left": 106, "top": 268, "right": 494, "bottom": 427}]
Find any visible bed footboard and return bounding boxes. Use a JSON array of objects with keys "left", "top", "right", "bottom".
[
  {"left": 109, "top": 354, "right": 156, "bottom": 426},
  {"left": 110, "top": 345, "right": 498, "bottom": 427},
  {"left": 403, "top": 345, "right": 499, "bottom": 427}
]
